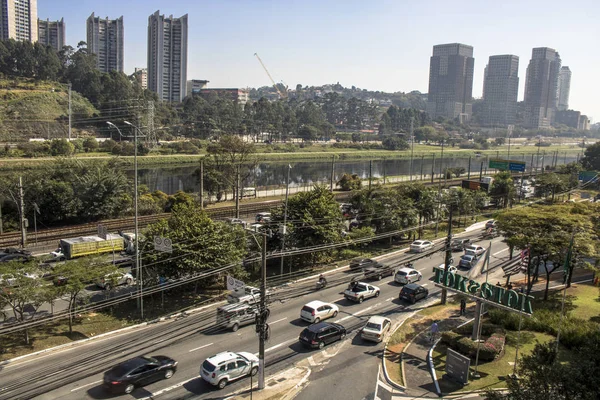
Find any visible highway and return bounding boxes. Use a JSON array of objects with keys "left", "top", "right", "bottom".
[{"left": 0, "top": 228, "right": 504, "bottom": 400}]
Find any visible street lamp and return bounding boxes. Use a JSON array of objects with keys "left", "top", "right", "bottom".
[{"left": 106, "top": 121, "right": 146, "bottom": 319}]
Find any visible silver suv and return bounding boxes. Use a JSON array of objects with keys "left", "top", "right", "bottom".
[
  {"left": 200, "top": 351, "right": 259, "bottom": 389},
  {"left": 216, "top": 303, "right": 267, "bottom": 332}
]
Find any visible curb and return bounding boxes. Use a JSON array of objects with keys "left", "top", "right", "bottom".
[{"left": 0, "top": 298, "right": 226, "bottom": 367}]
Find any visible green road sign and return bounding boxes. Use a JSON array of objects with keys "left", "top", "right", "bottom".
[
  {"left": 489, "top": 159, "right": 526, "bottom": 172},
  {"left": 489, "top": 159, "right": 509, "bottom": 170}
]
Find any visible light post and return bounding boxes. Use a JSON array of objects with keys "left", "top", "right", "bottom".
[
  {"left": 581, "top": 136, "right": 586, "bottom": 158},
  {"left": 280, "top": 164, "right": 291, "bottom": 276},
  {"left": 409, "top": 117, "right": 414, "bottom": 181},
  {"left": 106, "top": 121, "right": 146, "bottom": 318}
]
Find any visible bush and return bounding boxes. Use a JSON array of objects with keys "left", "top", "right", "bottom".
[
  {"left": 456, "top": 337, "right": 478, "bottom": 357},
  {"left": 337, "top": 173, "right": 362, "bottom": 191},
  {"left": 337, "top": 249, "right": 363, "bottom": 260},
  {"left": 82, "top": 137, "right": 99, "bottom": 152},
  {"left": 50, "top": 139, "right": 74, "bottom": 156},
  {"left": 441, "top": 331, "right": 462, "bottom": 348}
]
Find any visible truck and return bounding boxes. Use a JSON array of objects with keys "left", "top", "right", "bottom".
[
  {"left": 50, "top": 234, "right": 125, "bottom": 261},
  {"left": 343, "top": 282, "right": 380, "bottom": 303},
  {"left": 226, "top": 286, "right": 268, "bottom": 305}
]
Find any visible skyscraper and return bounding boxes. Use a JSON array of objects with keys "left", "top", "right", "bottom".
[
  {"left": 557, "top": 66, "right": 571, "bottom": 111},
  {"left": 147, "top": 10, "right": 188, "bottom": 102},
  {"left": 134, "top": 67, "right": 148, "bottom": 90},
  {"left": 481, "top": 55, "right": 519, "bottom": 127},
  {"left": 426, "top": 43, "right": 474, "bottom": 123},
  {"left": 523, "top": 47, "right": 561, "bottom": 129},
  {"left": 0, "top": 0, "right": 37, "bottom": 42},
  {"left": 86, "top": 12, "right": 124, "bottom": 73},
  {"left": 38, "top": 18, "right": 65, "bottom": 52}
]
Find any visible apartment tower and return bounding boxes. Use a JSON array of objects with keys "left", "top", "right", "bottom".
[
  {"left": 38, "top": 18, "right": 65, "bottom": 51},
  {"left": 147, "top": 10, "right": 188, "bottom": 102},
  {"left": 86, "top": 12, "right": 124, "bottom": 73},
  {"left": 557, "top": 66, "right": 571, "bottom": 111},
  {"left": 523, "top": 47, "right": 561, "bottom": 128},
  {"left": 426, "top": 43, "right": 474, "bottom": 123},
  {"left": 0, "top": 0, "right": 37, "bottom": 41},
  {"left": 481, "top": 55, "right": 519, "bottom": 127}
]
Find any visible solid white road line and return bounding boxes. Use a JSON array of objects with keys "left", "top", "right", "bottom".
[
  {"left": 422, "top": 283, "right": 429, "bottom": 286},
  {"left": 139, "top": 377, "right": 197, "bottom": 400},
  {"left": 188, "top": 342, "right": 214, "bottom": 353},
  {"left": 373, "top": 364, "right": 380, "bottom": 400},
  {"left": 270, "top": 317, "right": 288, "bottom": 324},
  {"left": 334, "top": 305, "right": 375, "bottom": 323},
  {"left": 386, "top": 297, "right": 394, "bottom": 302},
  {"left": 493, "top": 248, "right": 509, "bottom": 256},
  {"left": 70, "top": 380, "right": 102, "bottom": 392},
  {"left": 265, "top": 338, "right": 297, "bottom": 353}
]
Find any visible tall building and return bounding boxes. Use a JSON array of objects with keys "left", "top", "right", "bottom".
[
  {"left": 557, "top": 66, "right": 571, "bottom": 111},
  {"left": 147, "top": 10, "right": 188, "bottom": 102},
  {"left": 523, "top": 47, "right": 561, "bottom": 129},
  {"left": 134, "top": 67, "right": 147, "bottom": 89},
  {"left": 199, "top": 88, "right": 249, "bottom": 105},
  {"left": 86, "top": 12, "right": 124, "bottom": 73},
  {"left": 481, "top": 55, "right": 519, "bottom": 127},
  {"left": 38, "top": 18, "right": 65, "bottom": 52},
  {"left": 187, "top": 79, "right": 209, "bottom": 94},
  {"left": 0, "top": 0, "right": 37, "bottom": 42},
  {"left": 426, "top": 43, "right": 474, "bottom": 123}
]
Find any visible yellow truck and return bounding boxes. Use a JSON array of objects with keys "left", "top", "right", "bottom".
[{"left": 51, "top": 234, "right": 125, "bottom": 260}]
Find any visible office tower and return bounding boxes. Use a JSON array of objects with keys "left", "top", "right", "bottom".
[
  {"left": 147, "top": 10, "right": 188, "bottom": 102},
  {"left": 38, "top": 18, "right": 65, "bottom": 51},
  {"left": 557, "top": 66, "right": 571, "bottom": 111},
  {"left": 426, "top": 43, "right": 474, "bottom": 123},
  {"left": 0, "top": 0, "right": 37, "bottom": 41},
  {"left": 86, "top": 12, "right": 124, "bottom": 73},
  {"left": 523, "top": 47, "right": 561, "bottom": 128},
  {"left": 481, "top": 55, "right": 519, "bottom": 127},
  {"left": 134, "top": 67, "right": 148, "bottom": 89}
]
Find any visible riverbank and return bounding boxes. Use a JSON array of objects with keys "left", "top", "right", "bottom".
[{"left": 0, "top": 143, "right": 585, "bottom": 170}]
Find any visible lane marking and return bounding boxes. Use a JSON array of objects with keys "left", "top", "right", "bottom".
[
  {"left": 70, "top": 380, "right": 102, "bottom": 392},
  {"left": 422, "top": 283, "right": 429, "bottom": 287},
  {"left": 270, "top": 317, "right": 288, "bottom": 324},
  {"left": 493, "top": 248, "right": 509, "bottom": 256},
  {"left": 266, "top": 338, "right": 297, "bottom": 353},
  {"left": 386, "top": 297, "right": 394, "bottom": 302},
  {"left": 334, "top": 305, "right": 374, "bottom": 323},
  {"left": 188, "top": 342, "right": 214, "bottom": 353},
  {"left": 139, "top": 376, "right": 197, "bottom": 400}
]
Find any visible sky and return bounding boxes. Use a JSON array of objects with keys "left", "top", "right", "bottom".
[{"left": 40, "top": 0, "right": 599, "bottom": 121}]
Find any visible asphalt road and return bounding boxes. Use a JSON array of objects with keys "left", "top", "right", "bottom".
[{"left": 0, "top": 228, "right": 501, "bottom": 400}]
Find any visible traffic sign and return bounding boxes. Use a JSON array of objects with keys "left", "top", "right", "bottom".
[
  {"left": 508, "top": 161, "right": 526, "bottom": 172},
  {"left": 153, "top": 236, "right": 173, "bottom": 253},
  {"left": 489, "top": 159, "right": 509, "bottom": 170},
  {"left": 226, "top": 275, "right": 245, "bottom": 291},
  {"left": 489, "top": 159, "right": 526, "bottom": 172}
]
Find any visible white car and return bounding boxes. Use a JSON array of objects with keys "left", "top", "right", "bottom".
[
  {"left": 255, "top": 212, "right": 271, "bottom": 223},
  {"left": 361, "top": 316, "right": 392, "bottom": 342},
  {"left": 394, "top": 267, "right": 422, "bottom": 284},
  {"left": 410, "top": 240, "right": 433, "bottom": 253},
  {"left": 200, "top": 351, "right": 258, "bottom": 389},
  {"left": 434, "top": 263, "right": 457, "bottom": 274},
  {"left": 300, "top": 300, "right": 339, "bottom": 323},
  {"left": 465, "top": 245, "right": 486, "bottom": 257},
  {"left": 96, "top": 272, "right": 134, "bottom": 290},
  {"left": 50, "top": 248, "right": 66, "bottom": 261}
]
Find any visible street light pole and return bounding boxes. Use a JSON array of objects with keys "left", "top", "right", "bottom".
[{"left": 280, "top": 164, "right": 291, "bottom": 276}]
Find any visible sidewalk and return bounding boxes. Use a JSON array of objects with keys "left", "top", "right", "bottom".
[{"left": 401, "top": 312, "right": 472, "bottom": 398}]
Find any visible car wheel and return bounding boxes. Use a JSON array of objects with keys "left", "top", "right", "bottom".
[
  {"left": 411, "top": 297, "right": 416, "bottom": 304},
  {"left": 251, "top": 366, "right": 258, "bottom": 376},
  {"left": 232, "top": 323, "right": 239, "bottom": 332},
  {"left": 218, "top": 378, "right": 228, "bottom": 389},
  {"left": 318, "top": 341, "right": 325, "bottom": 349},
  {"left": 332, "top": 311, "right": 338, "bottom": 318},
  {"left": 126, "top": 278, "right": 133, "bottom": 285},
  {"left": 124, "top": 384, "right": 135, "bottom": 394},
  {"left": 375, "top": 291, "right": 380, "bottom": 297},
  {"left": 377, "top": 275, "right": 382, "bottom": 280},
  {"left": 314, "top": 317, "right": 320, "bottom": 324},
  {"left": 418, "top": 274, "right": 422, "bottom": 281},
  {"left": 358, "top": 297, "right": 364, "bottom": 304},
  {"left": 164, "top": 369, "right": 174, "bottom": 379},
  {"left": 340, "top": 332, "right": 346, "bottom": 340}
]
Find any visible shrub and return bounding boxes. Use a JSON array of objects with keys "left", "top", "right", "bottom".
[
  {"left": 337, "top": 173, "right": 362, "bottom": 191},
  {"left": 50, "top": 139, "right": 74, "bottom": 156},
  {"left": 441, "top": 331, "right": 462, "bottom": 348},
  {"left": 456, "top": 337, "right": 478, "bottom": 357}
]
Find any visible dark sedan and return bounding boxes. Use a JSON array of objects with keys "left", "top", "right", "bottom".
[
  {"left": 103, "top": 355, "right": 178, "bottom": 394},
  {"left": 349, "top": 258, "right": 380, "bottom": 271},
  {"left": 299, "top": 322, "right": 347, "bottom": 349}
]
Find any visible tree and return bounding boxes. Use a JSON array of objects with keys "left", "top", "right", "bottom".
[
  {"left": 581, "top": 141, "right": 600, "bottom": 171},
  {"left": 298, "top": 125, "right": 319, "bottom": 142},
  {"left": 534, "top": 173, "right": 568, "bottom": 202},
  {"left": 395, "top": 183, "right": 437, "bottom": 238},
  {"left": 351, "top": 187, "right": 418, "bottom": 236},
  {"left": 82, "top": 137, "right": 99, "bottom": 152},
  {"left": 494, "top": 137, "right": 506, "bottom": 146},
  {"left": 490, "top": 171, "right": 516, "bottom": 208},
  {"left": 337, "top": 173, "right": 362, "bottom": 191},
  {"left": 382, "top": 135, "right": 409, "bottom": 150},
  {"left": 50, "top": 139, "right": 75, "bottom": 156},
  {"left": 414, "top": 126, "right": 436, "bottom": 142}
]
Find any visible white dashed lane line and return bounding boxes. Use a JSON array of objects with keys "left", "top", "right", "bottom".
[
  {"left": 70, "top": 380, "right": 102, "bottom": 392},
  {"left": 188, "top": 342, "right": 214, "bottom": 353},
  {"left": 270, "top": 317, "right": 288, "bottom": 324},
  {"left": 334, "top": 305, "right": 376, "bottom": 323}
]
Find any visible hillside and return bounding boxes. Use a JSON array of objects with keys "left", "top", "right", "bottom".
[{"left": 0, "top": 77, "right": 98, "bottom": 140}]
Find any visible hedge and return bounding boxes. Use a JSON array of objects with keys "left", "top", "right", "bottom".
[{"left": 444, "top": 333, "right": 506, "bottom": 361}]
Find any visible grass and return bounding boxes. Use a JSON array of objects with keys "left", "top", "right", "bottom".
[
  {"left": 564, "top": 282, "right": 600, "bottom": 321},
  {"left": 432, "top": 330, "right": 556, "bottom": 394}
]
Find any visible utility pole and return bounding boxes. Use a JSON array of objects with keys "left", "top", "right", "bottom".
[
  {"left": 199, "top": 159, "right": 204, "bottom": 210},
  {"left": 280, "top": 164, "right": 291, "bottom": 275},
  {"left": 467, "top": 156, "right": 471, "bottom": 179},
  {"left": 431, "top": 154, "right": 435, "bottom": 183},
  {"left": 68, "top": 83, "right": 72, "bottom": 140},
  {"left": 409, "top": 117, "right": 414, "bottom": 181},
  {"left": 368, "top": 160, "right": 373, "bottom": 190},
  {"left": 235, "top": 166, "right": 240, "bottom": 219},
  {"left": 329, "top": 155, "right": 335, "bottom": 192},
  {"left": 258, "top": 233, "right": 268, "bottom": 390},
  {"left": 420, "top": 155, "right": 424, "bottom": 181},
  {"left": 440, "top": 205, "right": 454, "bottom": 305},
  {"left": 19, "top": 177, "right": 27, "bottom": 248},
  {"left": 0, "top": 198, "right": 3, "bottom": 234}
]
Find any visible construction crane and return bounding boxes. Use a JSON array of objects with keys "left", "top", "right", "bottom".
[{"left": 254, "top": 53, "right": 287, "bottom": 99}]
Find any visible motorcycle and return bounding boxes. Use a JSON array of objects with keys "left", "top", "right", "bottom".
[{"left": 316, "top": 279, "right": 327, "bottom": 290}]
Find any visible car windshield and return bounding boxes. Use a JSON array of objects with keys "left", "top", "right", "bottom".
[
  {"left": 202, "top": 360, "right": 216, "bottom": 372},
  {"left": 462, "top": 255, "right": 473, "bottom": 260},
  {"left": 365, "top": 322, "right": 381, "bottom": 330},
  {"left": 397, "top": 271, "right": 407, "bottom": 276},
  {"left": 301, "top": 306, "right": 315, "bottom": 313},
  {"left": 352, "top": 285, "right": 367, "bottom": 292},
  {"left": 413, "top": 241, "right": 423, "bottom": 245}
]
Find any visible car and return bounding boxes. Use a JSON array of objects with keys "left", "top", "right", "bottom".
[
  {"left": 200, "top": 351, "right": 258, "bottom": 389},
  {"left": 361, "top": 316, "right": 391, "bottom": 343},
  {"left": 103, "top": 355, "right": 178, "bottom": 394},
  {"left": 410, "top": 240, "right": 433, "bottom": 253},
  {"left": 299, "top": 322, "right": 347, "bottom": 349},
  {"left": 399, "top": 283, "right": 429, "bottom": 304},
  {"left": 300, "top": 300, "right": 339, "bottom": 323},
  {"left": 248, "top": 223, "right": 264, "bottom": 233},
  {"left": 224, "top": 218, "right": 247, "bottom": 228},
  {"left": 434, "top": 263, "right": 458, "bottom": 274},
  {"left": 363, "top": 264, "right": 396, "bottom": 280},
  {"left": 465, "top": 245, "right": 486, "bottom": 257},
  {"left": 451, "top": 238, "right": 471, "bottom": 251},
  {"left": 53, "top": 275, "right": 69, "bottom": 286},
  {"left": 216, "top": 303, "right": 265, "bottom": 332},
  {"left": 343, "top": 282, "right": 380, "bottom": 303},
  {"left": 459, "top": 254, "right": 477, "bottom": 269},
  {"left": 0, "top": 253, "right": 33, "bottom": 263},
  {"left": 255, "top": 212, "right": 271, "bottom": 223},
  {"left": 96, "top": 272, "right": 134, "bottom": 290},
  {"left": 394, "top": 267, "right": 422, "bottom": 284},
  {"left": 349, "top": 258, "right": 379, "bottom": 271},
  {"left": 50, "top": 248, "right": 66, "bottom": 261},
  {"left": 485, "top": 220, "right": 497, "bottom": 230}
]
